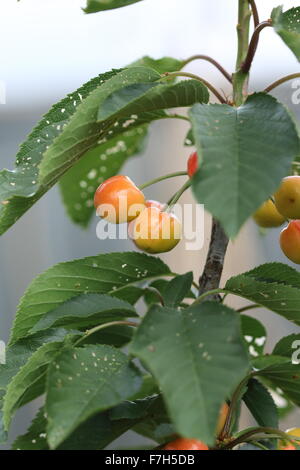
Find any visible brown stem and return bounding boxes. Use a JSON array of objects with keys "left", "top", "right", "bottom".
[
  {"left": 182, "top": 55, "right": 232, "bottom": 83},
  {"left": 198, "top": 218, "right": 229, "bottom": 299},
  {"left": 241, "top": 20, "right": 272, "bottom": 74},
  {"left": 264, "top": 73, "right": 300, "bottom": 93},
  {"left": 161, "top": 72, "right": 226, "bottom": 104},
  {"left": 248, "top": 0, "right": 259, "bottom": 28}
]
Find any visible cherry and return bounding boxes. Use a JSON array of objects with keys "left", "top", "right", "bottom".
[
  {"left": 187, "top": 151, "right": 199, "bottom": 178},
  {"left": 253, "top": 200, "right": 285, "bottom": 228},
  {"left": 280, "top": 220, "right": 300, "bottom": 264},
  {"left": 94, "top": 175, "right": 145, "bottom": 224},
  {"left": 128, "top": 206, "right": 182, "bottom": 254},
  {"left": 274, "top": 176, "right": 300, "bottom": 219},
  {"left": 162, "top": 438, "right": 209, "bottom": 450}
]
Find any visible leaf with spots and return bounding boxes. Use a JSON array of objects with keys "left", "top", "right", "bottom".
[
  {"left": 189, "top": 94, "right": 300, "bottom": 237},
  {"left": 130, "top": 302, "right": 250, "bottom": 446},
  {"left": 30, "top": 293, "right": 137, "bottom": 334},
  {"left": 9, "top": 251, "right": 171, "bottom": 345},
  {"left": 46, "top": 345, "right": 142, "bottom": 449},
  {"left": 12, "top": 405, "right": 138, "bottom": 450},
  {"left": 0, "top": 67, "right": 164, "bottom": 235},
  {"left": 2, "top": 341, "right": 67, "bottom": 431},
  {"left": 84, "top": 0, "right": 144, "bottom": 13},
  {"left": 0, "top": 328, "right": 78, "bottom": 391},
  {"left": 59, "top": 125, "right": 148, "bottom": 227},
  {"left": 97, "top": 79, "right": 209, "bottom": 122},
  {"left": 241, "top": 315, "right": 267, "bottom": 358},
  {"left": 225, "top": 263, "right": 300, "bottom": 326},
  {"left": 272, "top": 6, "right": 300, "bottom": 61}
]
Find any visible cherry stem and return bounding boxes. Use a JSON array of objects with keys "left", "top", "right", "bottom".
[
  {"left": 240, "top": 20, "right": 272, "bottom": 74},
  {"left": 237, "top": 303, "right": 261, "bottom": 313},
  {"left": 221, "top": 427, "right": 297, "bottom": 450},
  {"left": 248, "top": 0, "right": 259, "bottom": 28},
  {"left": 139, "top": 171, "right": 187, "bottom": 191},
  {"left": 166, "top": 179, "right": 191, "bottom": 208},
  {"left": 161, "top": 71, "right": 226, "bottom": 104},
  {"left": 264, "top": 73, "right": 300, "bottom": 93},
  {"left": 75, "top": 320, "right": 138, "bottom": 346},
  {"left": 145, "top": 287, "right": 165, "bottom": 306},
  {"left": 182, "top": 55, "right": 232, "bottom": 83},
  {"left": 192, "top": 287, "right": 228, "bottom": 304}
]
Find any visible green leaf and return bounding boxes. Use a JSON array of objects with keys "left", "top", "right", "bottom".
[
  {"left": 163, "top": 272, "right": 194, "bottom": 307},
  {"left": 59, "top": 125, "right": 148, "bottom": 227},
  {"left": 3, "top": 342, "right": 65, "bottom": 430},
  {"left": 273, "top": 334, "right": 300, "bottom": 359},
  {"left": 130, "top": 56, "right": 183, "bottom": 74},
  {"left": 256, "top": 362, "right": 300, "bottom": 406},
  {"left": 0, "top": 328, "right": 76, "bottom": 390},
  {"left": 46, "top": 344, "right": 142, "bottom": 449},
  {"left": 0, "top": 67, "right": 163, "bottom": 235},
  {"left": 189, "top": 93, "right": 300, "bottom": 237},
  {"left": 272, "top": 6, "right": 300, "bottom": 61},
  {"left": 130, "top": 302, "right": 250, "bottom": 446},
  {"left": 30, "top": 294, "right": 137, "bottom": 334},
  {"left": 243, "top": 378, "right": 278, "bottom": 428},
  {"left": 98, "top": 79, "right": 209, "bottom": 122},
  {"left": 77, "top": 324, "right": 134, "bottom": 348},
  {"left": 10, "top": 252, "right": 170, "bottom": 345},
  {"left": 12, "top": 406, "right": 138, "bottom": 450},
  {"left": 241, "top": 315, "right": 267, "bottom": 358},
  {"left": 225, "top": 263, "right": 300, "bottom": 326},
  {"left": 84, "top": 0, "right": 143, "bottom": 13},
  {"left": 0, "top": 392, "right": 7, "bottom": 444}
]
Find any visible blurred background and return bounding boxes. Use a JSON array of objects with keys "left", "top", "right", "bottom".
[{"left": 0, "top": 0, "right": 300, "bottom": 449}]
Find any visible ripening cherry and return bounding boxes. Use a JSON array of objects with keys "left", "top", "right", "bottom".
[
  {"left": 128, "top": 206, "right": 182, "bottom": 254},
  {"left": 187, "top": 151, "right": 199, "bottom": 178},
  {"left": 280, "top": 220, "right": 300, "bottom": 264},
  {"left": 253, "top": 200, "right": 285, "bottom": 228},
  {"left": 274, "top": 176, "right": 300, "bottom": 219},
  {"left": 94, "top": 175, "right": 145, "bottom": 224},
  {"left": 162, "top": 438, "right": 209, "bottom": 450}
]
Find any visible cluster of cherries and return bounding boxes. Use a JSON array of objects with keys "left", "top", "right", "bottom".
[
  {"left": 253, "top": 175, "right": 300, "bottom": 264},
  {"left": 93, "top": 152, "right": 198, "bottom": 254}
]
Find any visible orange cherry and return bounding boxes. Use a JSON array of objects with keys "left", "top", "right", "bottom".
[
  {"left": 162, "top": 438, "right": 208, "bottom": 450},
  {"left": 216, "top": 403, "right": 229, "bottom": 436},
  {"left": 280, "top": 220, "right": 300, "bottom": 264},
  {"left": 94, "top": 175, "right": 145, "bottom": 224}
]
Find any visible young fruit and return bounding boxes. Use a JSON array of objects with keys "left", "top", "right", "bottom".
[
  {"left": 187, "top": 151, "right": 199, "bottom": 178},
  {"left": 280, "top": 220, "right": 300, "bottom": 264},
  {"left": 94, "top": 175, "right": 145, "bottom": 224},
  {"left": 216, "top": 403, "right": 229, "bottom": 436},
  {"left": 253, "top": 200, "right": 285, "bottom": 228},
  {"left": 128, "top": 206, "right": 182, "bottom": 254},
  {"left": 162, "top": 438, "right": 208, "bottom": 450},
  {"left": 274, "top": 176, "right": 300, "bottom": 219}
]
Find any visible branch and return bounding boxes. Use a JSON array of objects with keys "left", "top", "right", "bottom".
[
  {"left": 198, "top": 218, "right": 229, "bottom": 299},
  {"left": 161, "top": 72, "right": 226, "bottom": 104},
  {"left": 248, "top": 0, "right": 259, "bottom": 28},
  {"left": 264, "top": 73, "right": 300, "bottom": 93},
  {"left": 241, "top": 20, "right": 272, "bottom": 74},
  {"left": 182, "top": 55, "right": 232, "bottom": 83}
]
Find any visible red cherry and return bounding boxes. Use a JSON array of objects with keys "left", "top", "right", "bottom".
[{"left": 187, "top": 152, "right": 199, "bottom": 178}]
